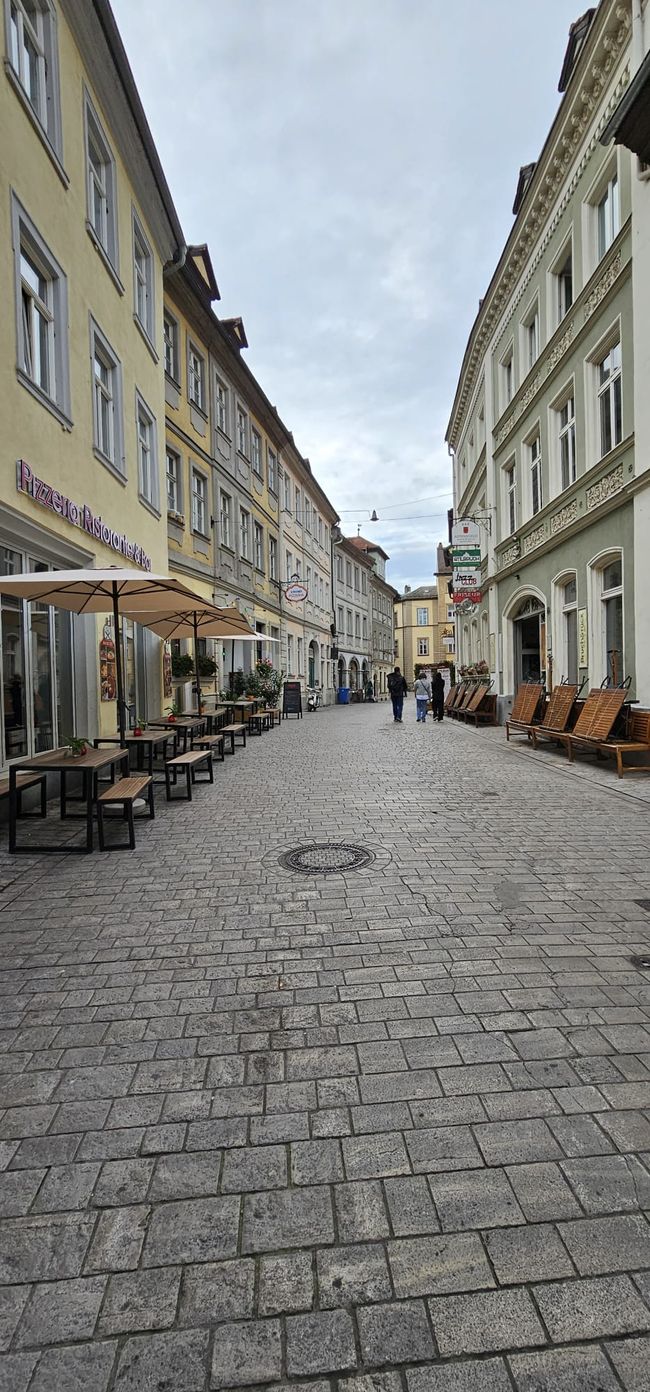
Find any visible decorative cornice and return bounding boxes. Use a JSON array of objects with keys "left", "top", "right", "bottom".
[
  {"left": 499, "top": 540, "right": 521, "bottom": 569},
  {"left": 584, "top": 250, "right": 622, "bottom": 319},
  {"left": 447, "top": 1, "right": 631, "bottom": 450},
  {"left": 549, "top": 498, "right": 579, "bottom": 534},
  {"left": 586, "top": 460, "right": 624, "bottom": 507},
  {"left": 522, "top": 522, "right": 547, "bottom": 555}
]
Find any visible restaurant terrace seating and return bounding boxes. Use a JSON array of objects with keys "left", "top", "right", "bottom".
[
  {"left": 505, "top": 682, "right": 545, "bottom": 740},
  {"left": 508, "top": 682, "right": 580, "bottom": 744}
]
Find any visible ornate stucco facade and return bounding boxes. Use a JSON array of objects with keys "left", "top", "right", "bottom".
[{"left": 447, "top": 0, "right": 650, "bottom": 714}]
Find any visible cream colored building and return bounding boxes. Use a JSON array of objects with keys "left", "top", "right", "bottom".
[
  {"left": 0, "top": 0, "right": 183, "bottom": 759},
  {"left": 394, "top": 582, "right": 455, "bottom": 684}
]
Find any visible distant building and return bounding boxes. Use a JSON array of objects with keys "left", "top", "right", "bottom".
[
  {"left": 394, "top": 572, "right": 455, "bottom": 684},
  {"left": 333, "top": 537, "right": 373, "bottom": 693},
  {"left": 347, "top": 536, "right": 398, "bottom": 697}
]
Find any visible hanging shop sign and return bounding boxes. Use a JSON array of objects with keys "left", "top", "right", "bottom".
[
  {"left": 451, "top": 518, "right": 480, "bottom": 548},
  {"left": 284, "top": 573, "right": 308, "bottom": 603},
  {"left": 453, "top": 567, "right": 481, "bottom": 590},
  {"left": 578, "top": 608, "right": 588, "bottom": 667},
  {"left": 17, "top": 460, "right": 152, "bottom": 570},
  {"left": 453, "top": 589, "right": 482, "bottom": 605},
  {"left": 451, "top": 545, "right": 481, "bottom": 567},
  {"left": 99, "top": 620, "right": 116, "bottom": 701}
]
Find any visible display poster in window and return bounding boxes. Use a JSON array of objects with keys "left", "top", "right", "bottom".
[
  {"left": 282, "top": 681, "right": 303, "bottom": 717},
  {"left": 578, "top": 608, "right": 588, "bottom": 667},
  {"left": 100, "top": 620, "right": 116, "bottom": 702},
  {"left": 163, "top": 643, "right": 172, "bottom": 700}
]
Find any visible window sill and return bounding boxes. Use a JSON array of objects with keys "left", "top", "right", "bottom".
[
  {"left": 138, "top": 494, "right": 161, "bottom": 519},
  {"left": 4, "top": 64, "right": 68, "bottom": 187},
  {"left": 17, "top": 369, "right": 72, "bottom": 431},
  {"left": 93, "top": 447, "right": 127, "bottom": 484},
  {"left": 191, "top": 529, "right": 210, "bottom": 542},
  {"left": 216, "top": 427, "right": 232, "bottom": 445},
  {"left": 189, "top": 398, "right": 208, "bottom": 419},
  {"left": 85, "top": 223, "right": 124, "bottom": 294},
  {"left": 133, "top": 315, "right": 159, "bottom": 364},
  {"left": 165, "top": 370, "right": 181, "bottom": 390}
]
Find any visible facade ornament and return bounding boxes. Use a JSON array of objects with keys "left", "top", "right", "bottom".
[
  {"left": 586, "top": 462, "right": 625, "bottom": 509},
  {"left": 522, "top": 523, "right": 547, "bottom": 555},
  {"left": 584, "top": 251, "right": 622, "bottom": 320},
  {"left": 545, "top": 321, "right": 575, "bottom": 375},
  {"left": 499, "top": 541, "right": 521, "bottom": 569},
  {"left": 549, "top": 499, "right": 579, "bottom": 534}
]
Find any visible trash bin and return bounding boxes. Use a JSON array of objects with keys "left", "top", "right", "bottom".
[{"left": 337, "top": 687, "right": 350, "bottom": 704}]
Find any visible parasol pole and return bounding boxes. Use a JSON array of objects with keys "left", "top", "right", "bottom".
[
  {"left": 193, "top": 613, "right": 203, "bottom": 714},
  {"left": 111, "top": 580, "right": 127, "bottom": 747}
]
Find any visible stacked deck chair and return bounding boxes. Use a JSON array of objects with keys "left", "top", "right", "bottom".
[{"left": 505, "top": 683, "right": 545, "bottom": 741}]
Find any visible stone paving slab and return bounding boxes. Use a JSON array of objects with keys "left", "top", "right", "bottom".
[{"left": 1, "top": 704, "right": 650, "bottom": 1387}]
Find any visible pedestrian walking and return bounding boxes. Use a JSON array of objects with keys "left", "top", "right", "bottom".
[
  {"left": 414, "top": 672, "right": 431, "bottom": 723},
  {"left": 387, "top": 666, "right": 408, "bottom": 722},
  {"left": 431, "top": 669, "right": 445, "bottom": 722}
]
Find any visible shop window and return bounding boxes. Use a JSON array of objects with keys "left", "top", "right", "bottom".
[{"left": 0, "top": 548, "right": 73, "bottom": 765}]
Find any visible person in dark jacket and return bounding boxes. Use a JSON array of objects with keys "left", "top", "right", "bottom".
[
  {"left": 387, "top": 666, "right": 408, "bottom": 722},
  {"left": 431, "top": 669, "right": 445, "bottom": 722}
]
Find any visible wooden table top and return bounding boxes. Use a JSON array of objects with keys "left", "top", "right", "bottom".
[{"left": 13, "top": 746, "right": 128, "bottom": 773}]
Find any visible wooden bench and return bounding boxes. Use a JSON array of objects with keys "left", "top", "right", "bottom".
[
  {"left": 0, "top": 771, "right": 48, "bottom": 818},
  {"left": 593, "top": 710, "right": 650, "bottom": 778},
  {"left": 264, "top": 707, "right": 281, "bottom": 728},
  {"left": 193, "top": 733, "right": 225, "bottom": 762},
  {"left": 511, "top": 683, "right": 580, "bottom": 746},
  {"left": 505, "top": 683, "right": 545, "bottom": 740},
  {"left": 96, "top": 774, "right": 154, "bottom": 850},
  {"left": 165, "top": 749, "right": 214, "bottom": 801},
  {"left": 220, "top": 723, "right": 247, "bottom": 754},
  {"left": 248, "top": 712, "right": 271, "bottom": 735}
]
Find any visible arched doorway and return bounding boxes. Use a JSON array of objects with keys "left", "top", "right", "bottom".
[
  {"left": 361, "top": 660, "right": 368, "bottom": 693},
  {"left": 308, "top": 639, "right": 318, "bottom": 687},
  {"left": 338, "top": 657, "right": 347, "bottom": 689},
  {"left": 512, "top": 595, "right": 545, "bottom": 685},
  {"left": 349, "top": 658, "right": 359, "bottom": 691}
]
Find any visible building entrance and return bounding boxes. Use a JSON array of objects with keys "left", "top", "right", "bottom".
[{"left": 513, "top": 596, "right": 545, "bottom": 685}]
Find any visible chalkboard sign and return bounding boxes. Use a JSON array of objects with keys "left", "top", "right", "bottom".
[{"left": 282, "top": 681, "right": 303, "bottom": 718}]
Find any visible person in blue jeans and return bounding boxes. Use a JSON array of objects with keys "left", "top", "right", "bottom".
[
  {"left": 414, "top": 672, "right": 432, "bottom": 722},
  {"left": 388, "top": 666, "right": 408, "bottom": 722}
]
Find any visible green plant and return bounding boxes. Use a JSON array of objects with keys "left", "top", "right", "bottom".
[
  {"left": 167, "top": 701, "right": 180, "bottom": 716},
  {"left": 228, "top": 668, "right": 247, "bottom": 698},
  {"left": 254, "top": 658, "right": 283, "bottom": 707},
  {"left": 171, "top": 652, "right": 194, "bottom": 679},
  {"left": 197, "top": 653, "right": 218, "bottom": 678},
  {"left": 64, "top": 734, "right": 88, "bottom": 756}
]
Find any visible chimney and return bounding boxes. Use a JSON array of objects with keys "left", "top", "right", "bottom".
[{"left": 404, "top": 585, "right": 411, "bottom": 594}]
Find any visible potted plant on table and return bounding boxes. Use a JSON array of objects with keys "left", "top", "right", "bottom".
[
  {"left": 132, "top": 716, "right": 146, "bottom": 736},
  {"left": 166, "top": 702, "right": 179, "bottom": 723},
  {"left": 64, "top": 734, "right": 89, "bottom": 758}
]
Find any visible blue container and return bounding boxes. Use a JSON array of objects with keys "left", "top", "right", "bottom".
[{"left": 337, "top": 687, "right": 350, "bottom": 704}]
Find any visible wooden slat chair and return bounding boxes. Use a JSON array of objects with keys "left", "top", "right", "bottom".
[
  {"left": 450, "top": 683, "right": 476, "bottom": 719},
  {"left": 448, "top": 682, "right": 467, "bottom": 713},
  {"left": 593, "top": 709, "right": 650, "bottom": 778},
  {"left": 512, "top": 683, "right": 579, "bottom": 746},
  {"left": 505, "top": 683, "right": 545, "bottom": 740},
  {"left": 444, "top": 684, "right": 458, "bottom": 714},
  {"left": 96, "top": 774, "right": 154, "bottom": 851},
  {"left": 549, "top": 687, "right": 628, "bottom": 763},
  {"left": 456, "top": 682, "right": 490, "bottom": 722},
  {"left": 463, "top": 683, "right": 496, "bottom": 727}
]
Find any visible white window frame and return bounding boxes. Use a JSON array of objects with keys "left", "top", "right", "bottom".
[
  {"left": 215, "top": 376, "right": 229, "bottom": 436},
  {"left": 305, "top": 499, "right": 311, "bottom": 533},
  {"left": 286, "top": 550, "right": 293, "bottom": 579},
  {"left": 295, "top": 488, "right": 301, "bottom": 524},
  {"left": 297, "top": 637, "right": 304, "bottom": 675},
  {"left": 588, "top": 549, "right": 624, "bottom": 686},
  {"left": 163, "top": 311, "right": 179, "bottom": 383},
  {"left": 336, "top": 555, "right": 343, "bottom": 583},
  {"left": 521, "top": 297, "right": 540, "bottom": 374},
  {"left": 499, "top": 343, "right": 514, "bottom": 413},
  {"left": 12, "top": 193, "right": 70, "bottom": 424},
  {"left": 239, "top": 507, "right": 251, "bottom": 561},
  {"left": 597, "top": 173, "right": 620, "bottom": 262},
  {"left": 132, "top": 210, "right": 154, "bottom": 344},
  {"left": 549, "top": 232, "right": 573, "bottom": 329},
  {"left": 584, "top": 157, "right": 621, "bottom": 274},
  {"left": 5, "top": 0, "right": 62, "bottom": 156},
  {"left": 527, "top": 432, "right": 543, "bottom": 517},
  {"left": 337, "top": 605, "right": 344, "bottom": 634},
  {"left": 416, "top": 607, "right": 429, "bottom": 625},
  {"left": 417, "top": 638, "right": 429, "bottom": 657},
  {"left": 219, "top": 491, "right": 232, "bottom": 549},
  {"left": 135, "top": 392, "right": 159, "bottom": 511},
  {"left": 552, "top": 571, "right": 579, "bottom": 685},
  {"left": 553, "top": 386, "right": 576, "bottom": 493},
  {"left": 84, "top": 91, "right": 118, "bottom": 271},
  {"left": 251, "top": 428, "right": 262, "bottom": 476},
  {"left": 283, "top": 473, "right": 291, "bottom": 512},
  {"left": 269, "top": 535, "right": 277, "bottom": 581},
  {"left": 188, "top": 342, "right": 205, "bottom": 412},
  {"left": 503, "top": 457, "right": 517, "bottom": 537},
  {"left": 90, "top": 317, "right": 123, "bottom": 475},
  {"left": 595, "top": 339, "right": 622, "bottom": 459},
  {"left": 236, "top": 406, "right": 248, "bottom": 458},
  {"left": 166, "top": 445, "right": 182, "bottom": 517},
  {"left": 267, "top": 446, "right": 277, "bottom": 493},
  {"left": 254, "top": 520, "right": 264, "bottom": 570},
  {"left": 190, "top": 467, "right": 208, "bottom": 537}
]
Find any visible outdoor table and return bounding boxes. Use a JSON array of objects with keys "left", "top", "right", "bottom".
[
  {"left": 93, "top": 729, "right": 175, "bottom": 780},
  {"left": 231, "top": 699, "right": 258, "bottom": 723},
  {"left": 186, "top": 706, "right": 229, "bottom": 733},
  {"left": 147, "top": 716, "right": 206, "bottom": 752},
  {"left": 9, "top": 746, "right": 129, "bottom": 854}
]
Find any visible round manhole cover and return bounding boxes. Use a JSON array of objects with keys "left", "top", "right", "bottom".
[{"left": 279, "top": 843, "right": 375, "bottom": 875}]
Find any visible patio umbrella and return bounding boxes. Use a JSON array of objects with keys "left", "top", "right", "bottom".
[
  {"left": 127, "top": 602, "right": 259, "bottom": 714},
  {"left": 0, "top": 568, "right": 213, "bottom": 746}
]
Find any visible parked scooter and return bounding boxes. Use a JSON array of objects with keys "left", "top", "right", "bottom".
[{"left": 307, "top": 687, "right": 322, "bottom": 712}]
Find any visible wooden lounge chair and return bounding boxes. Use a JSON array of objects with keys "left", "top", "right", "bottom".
[
  {"left": 510, "top": 682, "right": 580, "bottom": 745},
  {"left": 444, "top": 684, "right": 459, "bottom": 713},
  {"left": 505, "top": 683, "right": 544, "bottom": 739},
  {"left": 456, "top": 682, "right": 490, "bottom": 722},
  {"left": 463, "top": 683, "right": 497, "bottom": 727},
  {"left": 593, "top": 710, "right": 650, "bottom": 778},
  {"left": 450, "top": 683, "right": 476, "bottom": 719},
  {"left": 537, "top": 686, "right": 628, "bottom": 762},
  {"left": 447, "top": 682, "right": 467, "bottom": 714}
]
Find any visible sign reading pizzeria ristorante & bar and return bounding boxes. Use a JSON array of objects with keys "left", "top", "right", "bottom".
[{"left": 16, "top": 460, "right": 152, "bottom": 570}]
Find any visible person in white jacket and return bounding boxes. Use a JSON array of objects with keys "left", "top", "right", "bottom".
[{"left": 414, "top": 672, "right": 432, "bottom": 723}]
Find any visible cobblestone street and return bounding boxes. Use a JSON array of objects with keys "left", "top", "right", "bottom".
[{"left": 2, "top": 701, "right": 650, "bottom": 1390}]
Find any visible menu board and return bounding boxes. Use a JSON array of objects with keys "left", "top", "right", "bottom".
[{"left": 282, "top": 681, "right": 303, "bottom": 718}]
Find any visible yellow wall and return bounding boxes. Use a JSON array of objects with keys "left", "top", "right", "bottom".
[
  {"left": 394, "top": 590, "right": 455, "bottom": 681},
  {"left": 163, "top": 286, "right": 214, "bottom": 601}
]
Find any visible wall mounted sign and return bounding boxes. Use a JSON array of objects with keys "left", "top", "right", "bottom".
[
  {"left": 578, "top": 608, "right": 588, "bottom": 666},
  {"left": 17, "top": 460, "right": 152, "bottom": 570},
  {"left": 451, "top": 519, "right": 480, "bottom": 547},
  {"left": 451, "top": 545, "right": 481, "bottom": 566},
  {"left": 284, "top": 573, "right": 308, "bottom": 603},
  {"left": 99, "top": 620, "right": 116, "bottom": 701}
]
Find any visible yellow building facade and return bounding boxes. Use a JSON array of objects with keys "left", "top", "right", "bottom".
[
  {"left": 0, "top": 0, "right": 183, "bottom": 760},
  {"left": 394, "top": 584, "right": 456, "bottom": 683}
]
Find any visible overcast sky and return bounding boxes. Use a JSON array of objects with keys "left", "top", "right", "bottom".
[{"left": 113, "top": 0, "right": 579, "bottom": 593}]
